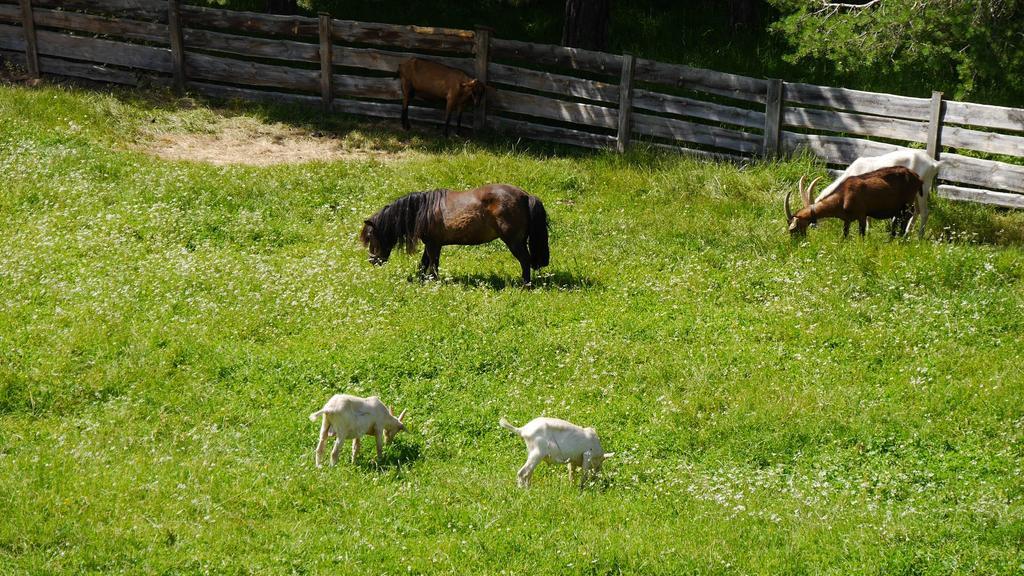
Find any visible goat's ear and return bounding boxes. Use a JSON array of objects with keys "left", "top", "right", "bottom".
[{"left": 397, "top": 409, "right": 407, "bottom": 423}]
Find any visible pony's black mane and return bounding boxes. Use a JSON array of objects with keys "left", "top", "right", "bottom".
[{"left": 366, "top": 189, "right": 447, "bottom": 253}]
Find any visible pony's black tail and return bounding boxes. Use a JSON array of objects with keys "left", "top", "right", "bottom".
[{"left": 527, "top": 195, "right": 549, "bottom": 270}]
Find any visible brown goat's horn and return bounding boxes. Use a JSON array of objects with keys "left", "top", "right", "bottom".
[
  {"left": 804, "top": 176, "right": 822, "bottom": 207},
  {"left": 785, "top": 188, "right": 795, "bottom": 222}
]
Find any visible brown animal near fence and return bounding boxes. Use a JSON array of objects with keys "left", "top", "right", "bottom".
[
  {"left": 360, "top": 183, "right": 549, "bottom": 286},
  {"left": 398, "top": 58, "right": 484, "bottom": 137},
  {"left": 785, "top": 166, "right": 923, "bottom": 237}
]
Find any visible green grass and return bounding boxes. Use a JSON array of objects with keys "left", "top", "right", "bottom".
[{"left": 1, "top": 81, "right": 1023, "bottom": 575}]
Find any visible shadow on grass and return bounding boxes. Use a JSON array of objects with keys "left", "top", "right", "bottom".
[
  {"left": 420, "top": 269, "right": 598, "bottom": 291},
  {"left": 354, "top": 436, "right": 423, "bottom": 472}
]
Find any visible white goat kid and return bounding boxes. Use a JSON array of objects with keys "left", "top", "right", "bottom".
[
  {"left": 814, "top": 149, "right": 941, "bottom": 235},
  {"left": 499, "top": 417, "right": 613, "bottom": 488},
  {"left": 309, "top": 394, "right": 406, "bottom": 467}
]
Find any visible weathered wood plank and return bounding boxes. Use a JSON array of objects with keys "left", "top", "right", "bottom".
[
  {"left": 188, "top": 81, "right": 322, "bottom": 107},
  {"left": 332, "top": 45, "right": 473, "bottom": 75},
  {"left": 782, "top": 106, "right": 929, "bottom": 143},
  {"left": 332, "top": 19, "right": 474, "bottom": 54},
  {"left": 32, "top": 0, "right": 167, "bottom": 22},
  {"left": 46, "top": 54, "right": 170, "bottom": 85},
  {"left": 938, "top": 153, "right": 1024, "bottom": 194},
  {"left": 487, "top": 115, "right": 616, "bottom": 150},
  {"left": 473, "top": 25, "right": 490, "bottom": 131},
  {"left": 648, "top": 142, "right": 749, "bottom": 164},
  {"left": 634, "top": 58, "right": 767, "bottom": 103},
  {"left": 921, "top": 91, "right": 943, "bottom": 236},
  {"left": 331, "top": 97, "right": 448, "bottom": 125},
  {"left": 490, "top": 37, "right": 622, "bottom": 77},
  {"left": 0, "top": 5, "right": 18, "bottom": 24},
  {"left": 944, "top": 100, "right": 1024, "bottom": 133},
  {"left": 167, "top": 0, "right": 184, "bottom": 93},
  {"left": 616, "top": 53, "right": 635, "bottom": 153},
  {"left": 489, "top": 88, "right": 618, "bottom": 130},
  {"left": 5, "top": 26, "right": 173, "bottom": 72},
  {"left": 183, "top": 27, "right": 318, "bottom": 62},
  {"left": 180, "top": 5, "right": 318, "bottom": 37},
  {"left": 783, "top": 81, "right": 930, "bottom": 121},
  {"left": 763, "top": 78, "right": 782, "bottom": 157},
  {"left": 631, "top": 88, "right": 764, "bottom": 129},
  {"left": 0, "top": 23, "right": 25, "bottom": 51},
  {"left": 936, "top": 184, "right": 1024, "bottom": 209},
  {"left": 940, "top": 124, "right": 1024, "bottom": 158},
  {"left": 318, "top": 13, "right": 332, "bottom": 111},
  {"left": 185, "top": 51, "right": 318, "bottom": 92},
  {"left": 19, "top": 0, "right": 38, "bottom": 77},
  {"left": 488, "top": 61, "right": 618, "bottom": 103},
  {"left": 633, "top": 112, "right": 762, "bottom": 155},
  {"left": 22, "top": 7, "right": 168, "bottom": 43},
  {"left": 332, "top": 73, "right": 401, "bottom": 100},
  {"left": 780, "top": 131, "right": 901, "bottom": 165}
]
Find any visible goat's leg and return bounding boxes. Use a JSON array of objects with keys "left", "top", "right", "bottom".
[
  {"left": 457, "top": 106, "right": 464, "bottom": 135},
  {"left": 443, "top": 99, "right": 455, "bottom": 137},
  {"left": 580, "top": 451, "right": 594, "bottom": 489},
  {"left": 350, "top": 437, "right": 361, "bottom": 464},
  {"left": 315, "top": 421, "right": 330, "bottom": 468},
  {"left": 330, "top": 437, "right": 343, "bottom": 466},
  {"left": 517, "top": 451, "right": 543, "bottom": 488},
  {"left": 567, "top": 462, "right": 576, "bottom": 484},
  {"left": 375, "top": 429, "right": 384, "bottom": 461},
  {"left": 401, "top": 83, "right": 413, "bottom": 130}
]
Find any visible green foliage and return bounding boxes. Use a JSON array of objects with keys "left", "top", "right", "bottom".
[
  {"left": 1, "top": 83, "right": 1024, "bottom": 574},
  {"left": 767, "top": 0, "right": 1024, "bottom": 103}
]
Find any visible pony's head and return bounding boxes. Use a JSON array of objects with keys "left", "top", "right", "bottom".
[{"left": 359, "top": 217, "right": 394, "bottom": 265}]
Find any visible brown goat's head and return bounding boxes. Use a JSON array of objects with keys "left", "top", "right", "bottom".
[
  {"left": 785, "top": 176, "right": 822, "bottom": 235},
  {"left": 461, "top": 79, "right": 484, "bottom": 104}
]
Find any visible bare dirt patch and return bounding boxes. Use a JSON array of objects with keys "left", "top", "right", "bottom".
[{"left": 138, "top": 112, "right": 417, "bottom": 166}]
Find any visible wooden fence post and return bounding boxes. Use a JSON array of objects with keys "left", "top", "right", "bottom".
[
  {"left": 615, "top": 52, "right": 635, "bottom": 154},
  {"left": 18, "top": 0, "right": 39, "bottom": 78},
  {"left": 920, "top": 90, "right": 944, "bottom": 238},
  {"left": 473, "top": 25, "right": 492, "bottom": 131},
  {"left": 763, "top": 78, "right": 783, "bottom": 158},
  {"left": 167, "top": 0, "right": 185, "bottom": 94},
  {"left": 319, "top": 13, "right": 333, "bottom": 113}
]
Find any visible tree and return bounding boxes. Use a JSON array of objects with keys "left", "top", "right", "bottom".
[
  {"left": 265, "top": 0, "right": 298, "bottom": 14},
  {"left": 562, "top": 0, "right": 611, "bottom": 50},
  {"left": 766, "top": 0, "right": 1024, "bottom": 102}
]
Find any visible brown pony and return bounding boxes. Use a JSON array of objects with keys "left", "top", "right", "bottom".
[
  {"left": 359, "top": 184, "right": 549, "bottom": 286},
  {"left": 398, "top": 58, "right": 484, "bottom": 137}
]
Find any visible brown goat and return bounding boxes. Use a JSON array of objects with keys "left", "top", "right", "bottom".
[
  {"left": 785, "top": 166, "right": 923, "bottom": 237},
  {"left": 398, "top": 58, "right": 484, "bottom": 137}
]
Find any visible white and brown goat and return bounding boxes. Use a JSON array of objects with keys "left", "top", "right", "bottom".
[
  {"left": 309, "top": 394, "right": 407, "bottom": 467},
  {"left": 398, "top": 58, "right": 484, "bottom": 137},
  {"left": 785, "top": 166, "right": 923, "bottom": 237}
]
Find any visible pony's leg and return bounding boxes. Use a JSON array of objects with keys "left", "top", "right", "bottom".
[
  {"left": 418, "top": 246, "right": 431, "bottom": 277},
  {"left": 843, "top": 221, "right": 851, "bottom": 237},
  {"left": 503, "top": 239, "right": 532, "bottom": 287},
  {"left": 424, "top": 243, "right": 442, "bottom": 280},
  {"left": 858, "top": 218, "right": 868, "bottom": 237}
]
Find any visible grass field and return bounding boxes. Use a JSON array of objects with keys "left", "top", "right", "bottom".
[{"left": 1, "top": 81, "right": 1023, "bottom": 575}]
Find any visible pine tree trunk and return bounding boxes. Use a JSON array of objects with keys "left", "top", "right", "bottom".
[{"left": 562, "top": 0, "right": 611, "bottom": 51}]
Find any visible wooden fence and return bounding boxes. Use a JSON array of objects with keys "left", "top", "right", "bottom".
[{"left": 2, "top": 0, "right": 1023, "bottom": 215}]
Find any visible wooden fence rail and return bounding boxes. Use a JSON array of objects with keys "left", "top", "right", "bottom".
[{"left": 1, "top": 0, "right": 1023, "bottom": 213}]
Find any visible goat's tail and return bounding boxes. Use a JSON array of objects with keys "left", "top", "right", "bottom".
[
  {"left": 499, "top": 417, "right": 521, "bottom": 436},
  {"left": 309, "top": 409, "right": 326, "bottom": 423},
  {"left": 527, "top": 195, "right": 549, "bottom": 270}
]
